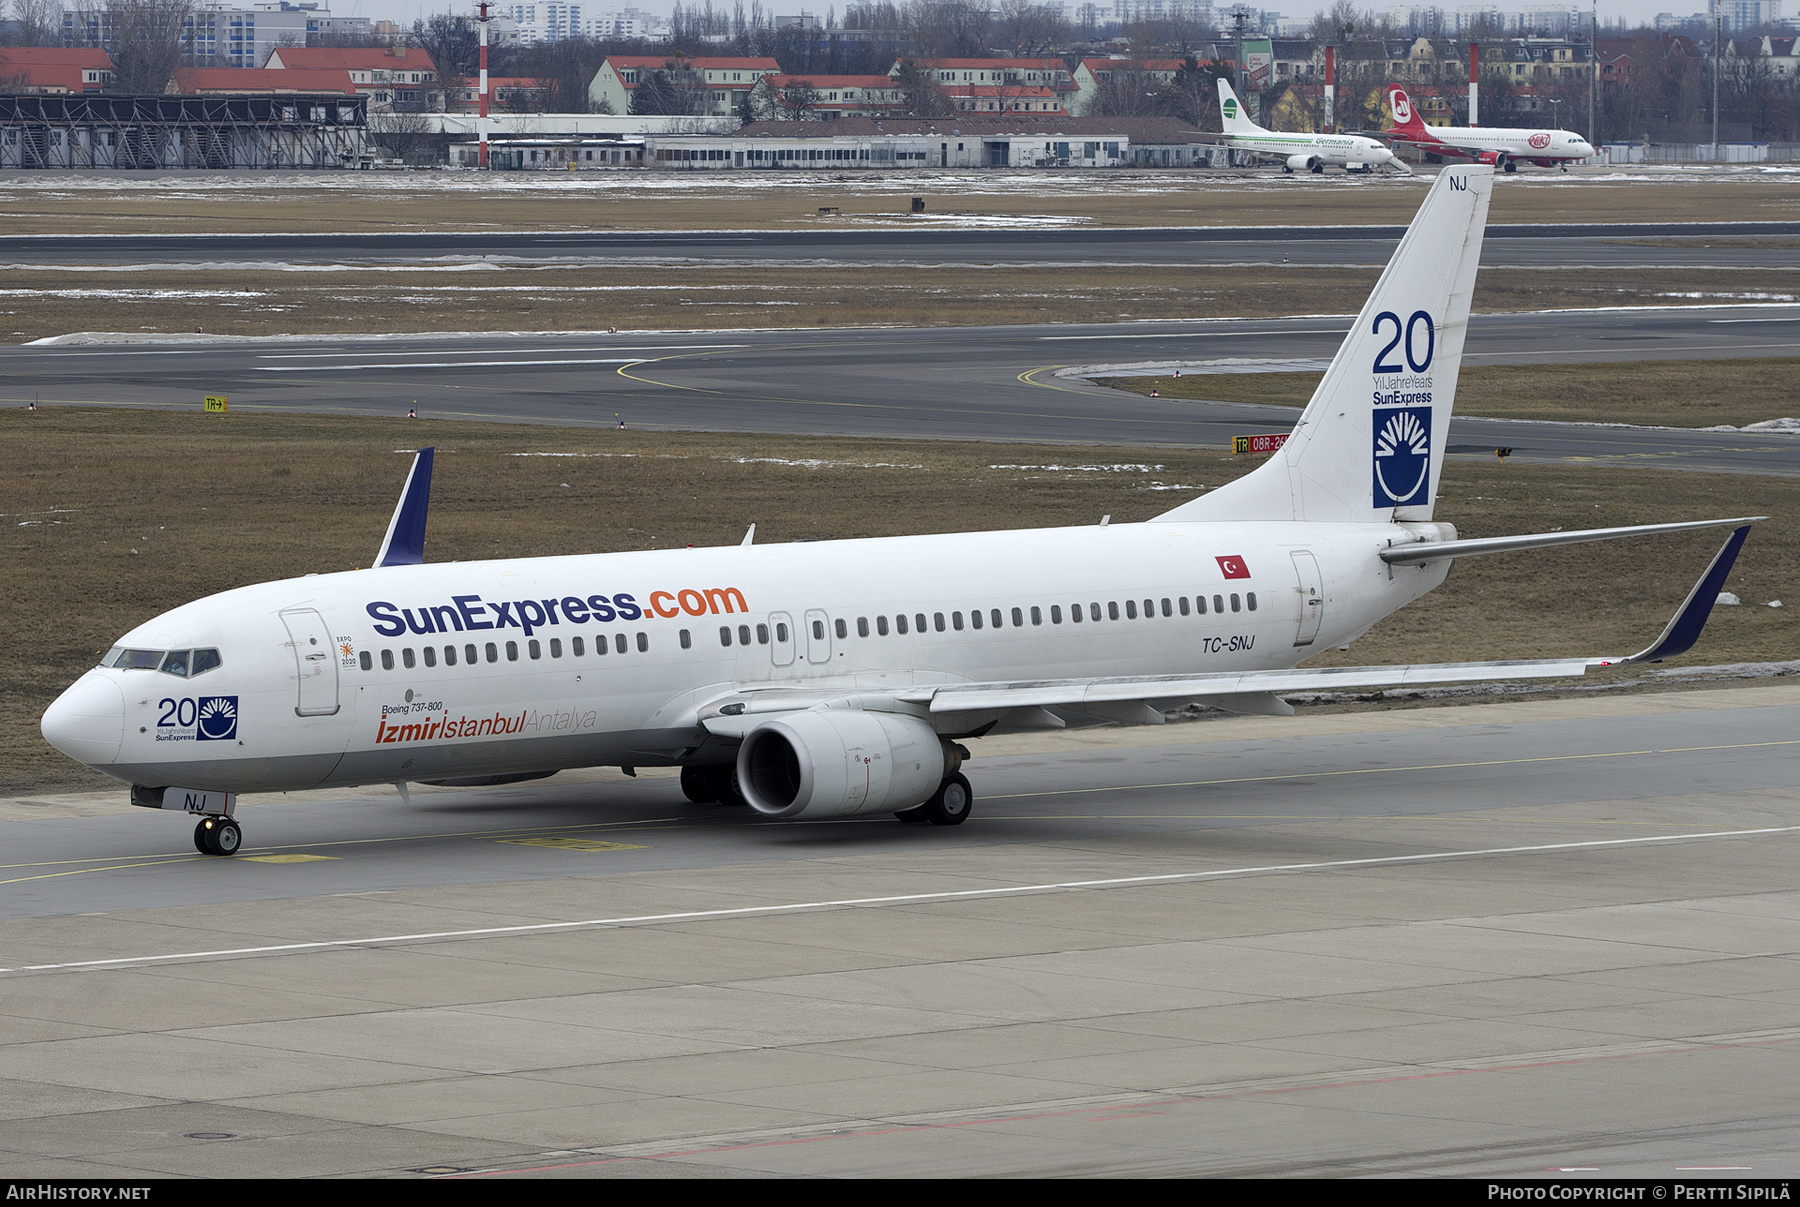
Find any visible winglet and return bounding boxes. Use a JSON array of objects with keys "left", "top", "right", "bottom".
[
  {"left": 1598, "top": 525, "right": 1752, "bottom": 666},
  {"left": 374, "top": 447, "right": 434, "bottom": 568}
]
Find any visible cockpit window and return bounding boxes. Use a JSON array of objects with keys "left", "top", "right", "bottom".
[
  {"left": 190, "top": 649, "right": 222, "bottom": 676},
  {"left": 105, "top": 647, "right": 221, "bottom": 674},
  {"left": 110, "top": 649, "right": 165, "bottom": 671},
  {"left": 160, "top": 650, "right": 190, "bottom": 677}
]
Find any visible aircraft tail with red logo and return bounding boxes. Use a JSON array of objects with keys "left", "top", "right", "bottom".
[{"left": 1384, "top": 86, "right": 1435, "bottom": 145}]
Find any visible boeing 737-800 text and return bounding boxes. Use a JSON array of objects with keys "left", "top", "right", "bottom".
[{"left": 41, "top": 165, "right": 1759, "bottom": 855}]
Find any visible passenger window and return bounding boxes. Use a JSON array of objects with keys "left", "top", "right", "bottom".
[
  {"left": 403, "top": 648, "right": 416, "bottom": 668},
  {"left": 1108, "top": 601, "right": 1120, "bottom": 621},
  {"left": 528, "top": 640, "right": 540, "bottom": 660},
  {"left": 1125, "top": 600, "right": 1137, "bottom": 620},
  {"left": 1230, "top": 594, "right": 1241, "bottom": 613},
  {"left": 466, "top": 643, "right": 478, "bottom": 664},
  {"left": 1070, "top": 603, "right": 1082, "bottom": 623},
  {"left": 916, "top": 613, "right": 927, "bottom": 633},
  {"left": 549, "top": 638, "right": 562, "bottom": 658},
  {"left": 857, "top": 617, "right": 869, "bottom": 638},
  {"left": 1161, "top": 598, "right": 1172, "bottom": 617},
  {"left": 596, "top": 635, "right": 609, "bottom": 655},
  {"left": 360, "top": 651, "right": 373, "bottom": 671},
  {"left": 1196, "top": 596, "right": 1207, "bottom": 615},
  {"left": 739, "top": 624, "right": 751, "bottom": 645},
  {"left": 1090, "top": 602, "right": 1102, "bottom": 622},
  {"left": 952, "top": 611, "right": 964, "bottom": 631},
  {"left": 812, "top": 620, "right": 825, "bottom": 640},
  {"left": 720, "top": 626, "right": 733, "bottom": 647},
  {"left": 776, "top": 622, "right": 789, "bottom": 643},
  {"left": 572, "top": 636, "right": 585, "bottom": 656},
  {"left": 934, "top": 612, "right": 946, "bottom": 632},
  {"left": 971, "top": 610, "right": 983, "bottom": 630},
  {"left": 424, "top": 646, "right": 437, "bottom": 667},
  {"left": 444, "top": 645, "right": 457, "bottom": 666},
  {"left": 1144, "top": 599, "right": 1155, "bottom": 618},
  {"left": 486, "top": 642, "right": 498, "bottom": 663},
  {"left": 505, "top": 641, "right": 519, "bottom": 661},
  {"left": 835, "top": 618, "right": 848, "bottom": 640},
  {"left": 1213, "top": 595, "right": 1224, "bottom": 614},
  {"left": 1179, "top": 597, "right": 1190, "bottom": 616},
  {"left": 636, "top": 632, "right": 648, "bottom": 652},
  {"left": 381, "top": 649, "right": 395, "bottom": 670},
  {"left": 191, "top": 648, "right": 222, "bottom": 676},
  {"left": 1051, "top": 605, "right": 1062, "bottom": 624},
  {"left": 160, "top": 650, "right": 190, "bottom": 677},
  {"left": 894, "top": 614, "right": 907, "bottom": 635},
  {"left": 756, "top": 624, "right": 768, "bottom": 644},
  {"left": 876, "top": 615, "right": 889, "bottom": 636},
  {"left": 1030, "top": 606, "right": 1041, "bottom": 626},
  {"left": 1247, "top": 592, "right": 1258, "bottom": 611},
  {"left": 679, "top": 630, "right": 691, "bottom": 649},
  {"left": 992, "top": 608, "right": 1004, "bottom": 629}
]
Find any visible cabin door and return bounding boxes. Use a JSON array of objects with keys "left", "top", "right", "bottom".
[
  {"left": 1291, "top": 551, "right": 1325, "bottom": 647},
  {"left": 280, "top": 607, "right": 340, "bottom": 716}
]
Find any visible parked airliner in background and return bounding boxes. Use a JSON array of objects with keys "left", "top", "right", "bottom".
[
  {"left": 1217, "top": 79, "right": 1410, "bottom": 175},
  {"left": 42, "top": 165, "right": 1759, "bottom": 856},
  {"left": 1382, "top": 86, "right": 1595, "bottom": 172}
]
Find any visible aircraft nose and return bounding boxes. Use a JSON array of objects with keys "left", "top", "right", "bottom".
[{"left": 42, "top": 673, "right": 124, "bottom": 767}]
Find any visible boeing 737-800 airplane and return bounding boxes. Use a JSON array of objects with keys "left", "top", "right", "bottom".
[
  {"left": 42, "top": 166, "right": 1759, "bottom": 856},
  {"left": 1217, "top": 79, "right": 1409, "bottom": 174},
  {"left": 1383, "top": 86, "right": 1595, "bottom": 172}
]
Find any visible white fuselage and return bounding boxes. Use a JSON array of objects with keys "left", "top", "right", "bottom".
[
  {"left": 1395, "top": 124, "right": 1594, "bottom": 164},
  {"left": 49, "top": 521, "right": 1449, "bottom": 794},
  {"left": 1225, "top": 130, "right": 1397, "bottom": 168}
]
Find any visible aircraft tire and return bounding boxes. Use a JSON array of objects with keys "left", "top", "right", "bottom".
[
  {"left": 921, "top": 774, "right": 973, "bottom": 826},
  {"left": 894, "top": 806, "right": 930, "bottom": 823},
  {"left": 197, "top": 816, "right": 241, "bottom": 856},
  {"left": 1282, "top": 164, "right": 1293, "bottom": 173},
  {"left": 705, "top": 764, "right": 750, "bottom": 807},
  {"left": 680, "top": 765, "right": 718, "bottom": 803},
  {"left": 1310, "top": 160, "right": 1323, "bottom": 173}
]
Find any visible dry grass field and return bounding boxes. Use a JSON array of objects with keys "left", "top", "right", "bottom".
[
  {"left": 1098, "top": 358, "right": 1800, "bottom": 429},
  {"left": 4, "top": 264, "right": 1794, "bottom": 344},
  {"left": 6, "top": 405, "right": 1794, "bottom": 795},
  {"left": 4, "top": 167, "right": 1800, "bottom": 234}
]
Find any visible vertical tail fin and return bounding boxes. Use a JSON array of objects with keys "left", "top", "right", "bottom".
[
  {"left": 1154, "top": 165, "right": 1492, "bottom": 525},
  {"left": 1216, "top": 78, "right": 1264, "bottom": 135},
  {"left": 1385, "top": 85, "right": 1429, "bottom": 138}
]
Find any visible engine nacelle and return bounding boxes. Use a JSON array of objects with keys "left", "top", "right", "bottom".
[
  {"left": 1286, "top": 153, "right": 1321, "bottom": 172},
  {"left": 737, "top": 709, "right": 947, "bottom": 820}
]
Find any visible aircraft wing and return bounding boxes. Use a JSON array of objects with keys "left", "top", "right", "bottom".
[{"left": 698, "top": 523, "right": 1755, "bottom": 737}]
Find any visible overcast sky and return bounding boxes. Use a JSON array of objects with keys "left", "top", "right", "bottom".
[{"left": 333, "top": 1, "right": 1719, "bottom": 35}]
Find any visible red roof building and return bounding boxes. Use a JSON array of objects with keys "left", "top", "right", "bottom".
[
  {"left": 172, "top": 68, "right": 358, "bottom": 97},
  {"left": 588, "top": 56, "right": 781, "bottom": 116},
  {"left": 0, "top": 48, "right": 112, "bottom": 94},
  {"left": 266, "top": 46, "right": 439, "bottom": 110}
]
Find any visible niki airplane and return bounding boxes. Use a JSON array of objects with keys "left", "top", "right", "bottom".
[
  {"left": 1217, "top": 78, "right": 1410, "bottom": 174},
  {"left": 43, "top": 165, "right": 1759, "bottom": 856},
  {"left": 1383, "top": 85, "right": 1595, "bottom": 172}
]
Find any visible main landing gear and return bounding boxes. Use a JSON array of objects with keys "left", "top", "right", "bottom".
[
  {"left": 194, "top": 814, "right": 242, "bottom": 856},
  {"left": 681, "top": 764, "right": 749, "bottom": 808},
  {"left": 896, "top": 773, "right": 973, "bottom": 827}
]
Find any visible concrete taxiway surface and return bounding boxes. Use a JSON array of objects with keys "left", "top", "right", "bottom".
[
  {"left": 4, "top": 222, "right": 1798, "bottom": 270},
  {"left": 11, "top": 309, "right": 1799, "bottom": 475},
  {"left": 4, "top": 684, "right": 1798, "bottom": 1177}
]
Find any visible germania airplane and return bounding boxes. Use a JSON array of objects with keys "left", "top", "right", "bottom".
[
  {"left": 1382, "top": 85, "right": 1595, "bottom": 173},
  {"left": 1216, "top": 78, "right": 1410, "bottom": 174},
  {"left": 42, "top": 165, "right": 1760, "bottom": 856}
]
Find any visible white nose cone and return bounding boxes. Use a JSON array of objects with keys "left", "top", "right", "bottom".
[{"left": 42, "top": 673, "right": 124, "bottom": 767}]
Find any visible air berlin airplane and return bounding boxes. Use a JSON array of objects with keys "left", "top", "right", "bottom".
[
  {"left": 42, "top": 166, "right": 1757, "bottom": 856},
  {"left": 1383, "top": 86, "right": 1594, "bottom": 172}
]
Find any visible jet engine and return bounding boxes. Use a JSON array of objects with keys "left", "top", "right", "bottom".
[
  {"left": 737, "top": 709, "right": 949, "bottom": 819},
  {"left": 1286, "top": 153, "right": 1323, "bottom": 173}
]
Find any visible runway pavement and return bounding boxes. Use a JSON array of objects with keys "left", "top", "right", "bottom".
[
  {"left": 10, "top": 308, "right": 1800, "bottom": 475},
  {"left": 3, "top": 684, "right": 1797, "bottom": 1177},
  {"left": 4, "top": 222, "right": 1799, "bottom": 270}
]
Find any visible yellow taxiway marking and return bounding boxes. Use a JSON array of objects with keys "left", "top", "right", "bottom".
[
  {"left": 496, "top": 837, "right": 648, "bottom": 852},
  {"left": 243, "top": 853, "right": 341, "bottom": 864}
]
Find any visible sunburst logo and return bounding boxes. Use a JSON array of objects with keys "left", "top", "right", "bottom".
[
  {"left": 196, "top": 696, "right": 238, "bottom": 742},
  {"left": 1373, "top": 407, "right": 1431, "bottom": 506}
]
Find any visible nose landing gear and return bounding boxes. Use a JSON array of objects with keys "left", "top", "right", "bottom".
[{"left": 194, "top": 815, "right": 242, "bottom": 856}]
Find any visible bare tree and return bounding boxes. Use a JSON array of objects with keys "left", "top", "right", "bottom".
[
  {"left": 891, "top": 58, "right": 954, "bottom": 116},
  {"left": 7, "top": 0, "right": 62, "bottom": 47},
  {"left": 629, "top": 59, "right": 711, "bottom": 115},
  {"left": 106, "top": 0, "right": 192, "bottom": 94},
  {"left": 368, "top": 109, "right": 436, "bottom": 162}
]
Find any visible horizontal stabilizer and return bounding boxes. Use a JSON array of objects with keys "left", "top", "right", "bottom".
[
  {"left": 1381, "top": 515, "right": 1766, "bottom": 564},
  {"left": 374, "top": 447, "right": 434, "bottom": 568}
]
